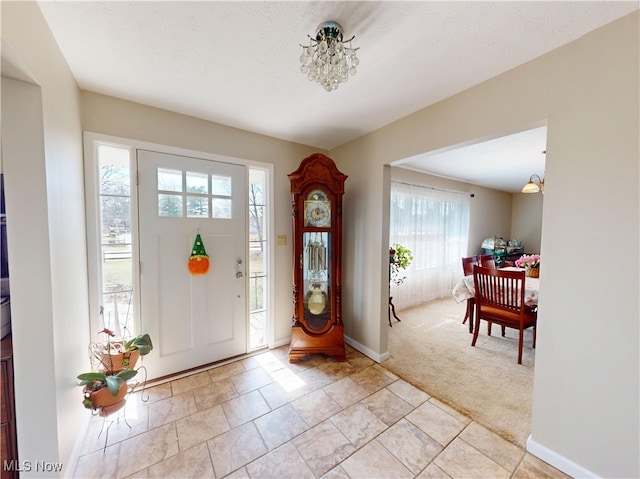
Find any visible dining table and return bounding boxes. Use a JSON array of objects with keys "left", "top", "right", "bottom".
[{"left": 451, "top": 267, "right": 540, "bottom": 332}]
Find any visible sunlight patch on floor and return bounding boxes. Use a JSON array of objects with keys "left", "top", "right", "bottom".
[{"left": 255, "top": 351, "right": 306, "bottom": 392}]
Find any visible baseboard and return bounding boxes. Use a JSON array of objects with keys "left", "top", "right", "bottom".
[
  {"left": 344, "top": 335, "right": 390, "bottom": 363},
  {"left": 271, "top": 337, "right": 290, "bottom": 349},
  {"left": 272, "top": 335, "right": 389, "bottom": 363},
  {"left": 63, "top": 411, "right": 92, "bottom": 479},
  {"left": 526, "top": 435, "right": 599, "bottom": 478}
]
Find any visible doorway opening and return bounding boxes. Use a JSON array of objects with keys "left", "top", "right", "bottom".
[{"left": 384, "top": 126, "right": 547, "bottom": 447}]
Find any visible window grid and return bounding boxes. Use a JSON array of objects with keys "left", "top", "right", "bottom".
[{"left": 157, "top": 169, "right": 232, "bottom": 219}]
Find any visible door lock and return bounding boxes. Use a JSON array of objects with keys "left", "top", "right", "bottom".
[{"left": 235, "top": 257, "right": 244, "bottom": 278}]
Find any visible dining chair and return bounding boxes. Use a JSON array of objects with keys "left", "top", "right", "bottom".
[
  {"left": 478, "top": 254, "right": 496, "bottom": 269},
  {"left": 471, "top": 265, "right": 537, "bottom": 364},
  {"left": 478, "top": 255, "right": 499, "bottom": 335},
  {"left": 461, "top": 256, "right": 478, "bottom": 332}
]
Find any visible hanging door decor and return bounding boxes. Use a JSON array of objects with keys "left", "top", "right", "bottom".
[{"left": 188, "top": 233, "right": 210, "bottom": 275}]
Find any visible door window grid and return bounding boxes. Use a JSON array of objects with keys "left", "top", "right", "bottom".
[{"left": 157, "top": 169, "right": 232, "bottom": 219}]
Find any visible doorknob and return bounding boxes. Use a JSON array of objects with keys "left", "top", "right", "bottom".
[{"left": 235, "top": 257, "right": 244, "bottom": 278}]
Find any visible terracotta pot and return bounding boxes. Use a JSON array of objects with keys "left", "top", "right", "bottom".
[
  {"left": 97, "top": 399, "right": 126, "bottom": 417},
  {"left": 101, "top": 349, "right": 140, "bottom": 374},
  {"left": 84, "top": 383, "right": 127, "bottom": 413}
]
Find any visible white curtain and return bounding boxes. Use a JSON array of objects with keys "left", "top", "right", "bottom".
[{"left": 389, "top": 181, "right": 470, "bottom": 310}]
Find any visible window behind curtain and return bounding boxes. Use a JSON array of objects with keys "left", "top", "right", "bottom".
[{"left": 390, "top": 181, "right": 470, "bottom": 310}]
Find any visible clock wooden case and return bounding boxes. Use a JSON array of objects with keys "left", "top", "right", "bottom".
[{"left": 288, "top": 153, "right": 347, "bottom": 362}]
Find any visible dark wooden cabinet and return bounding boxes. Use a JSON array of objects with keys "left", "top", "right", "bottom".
[
  {"left": 1, "top": 335, "right": 17, "bottom": 479},
  {"left": 288, "top": 154, "right": 347, "bottom": 362}
]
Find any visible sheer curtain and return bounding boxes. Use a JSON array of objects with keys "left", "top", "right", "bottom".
[{"left": 389, "top": 181, "right": 470, "bottom": 310}]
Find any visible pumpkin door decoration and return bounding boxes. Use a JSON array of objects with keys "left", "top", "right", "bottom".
[{"left": 188, "top": 233, "right": 210, "bottom": 275}]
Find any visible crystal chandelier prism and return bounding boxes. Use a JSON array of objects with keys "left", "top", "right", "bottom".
[{"left": 299, "top": 21, "right": 359, "bottom": 92}]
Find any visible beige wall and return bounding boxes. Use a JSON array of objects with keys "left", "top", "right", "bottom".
[
  {"left": 511, "top": 193, "right": 543, "bottom": 253},
  {"left": 530, "top": 12, "right": 638, "bottom": 476},
  {"left": 2, "top": 2, "right": 90, "bottom": 474},
  {"left": 332, "top": 11, "right": 638, "bottom": 478}
]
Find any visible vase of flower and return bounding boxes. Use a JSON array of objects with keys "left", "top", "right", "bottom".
[
  {"left": 515, "top": 254, "right": 541, "bottom": 277},
  {"left": 525, "top": 267, "right": 539, "bottom": 278}
]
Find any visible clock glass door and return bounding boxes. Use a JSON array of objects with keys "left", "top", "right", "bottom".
[{"left": 303, "top": 231, "right": 331, "bottom": 330}]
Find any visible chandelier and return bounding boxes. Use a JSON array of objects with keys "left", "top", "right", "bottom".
[{"left": 299, "top": 21, "right": 359, "bottom": 92}]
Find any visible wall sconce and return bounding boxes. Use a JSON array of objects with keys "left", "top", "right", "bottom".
[
  {"left": 522, "top": 150, "right": 546, "bottom": 194},
  {"left": 521, "top": 174, "right": 544, "bottom": 194}
]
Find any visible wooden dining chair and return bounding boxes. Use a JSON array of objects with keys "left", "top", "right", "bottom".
[
  {"left": 478, "top": 254, "right": 496, "bottom": 269},
  {"left": 478, "top": 255, "right": 499, "bottom": 334},
  {"left": 471, "top": 265, "right": 537, "bottom": 364},
  {"left": 461, "top": 256, "right": 478, "bottom": 332}
]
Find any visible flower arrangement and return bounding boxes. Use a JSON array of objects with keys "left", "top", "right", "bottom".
[{"left": 515, "top": 254, "right": 541, "bottom": 269}]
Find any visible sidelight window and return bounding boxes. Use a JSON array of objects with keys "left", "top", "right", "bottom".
[{"left": 96, "top": 144, "right": 135, "bottom": 336}]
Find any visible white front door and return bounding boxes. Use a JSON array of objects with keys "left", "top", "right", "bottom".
[{"left": 137, "top": 150, "right": 247, "bottom": 379}]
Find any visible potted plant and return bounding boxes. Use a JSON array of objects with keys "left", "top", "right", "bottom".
[
  {"left": 515, "top": 254, "right": 541, "bottom": 277},
  {"left": 81, "top": 330, "right": 153, "bottom": 416},
  {"left": 77, "top": 368, "right": 138, "bottom": 416},
  {"left": 388, "top": 243, "right": 413, "bottom": 326},
  {"left": 91, "top": 329, "right": 153, "bottom": 374},
  {"left": 389, "top": 243, "right": 413, "bottom": 286}
]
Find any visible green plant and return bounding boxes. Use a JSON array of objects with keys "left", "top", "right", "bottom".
[
  {"left": 92, "top": 330, "right": 153, "bottom": 373},
  {"left": 124, "top": 333, "right": 153, "bottom": 356},
  {"left": 77, "top": 368, "right": 137, "bottom": 410},
  {"left": 80, "top": 331, "right": 152, "bottom": 411},
  {"left": 389, "top": 243, "right": 413, "bottom": 286},
  {"left": 77, "top": 369, "right": 138, "bottom": 396}
]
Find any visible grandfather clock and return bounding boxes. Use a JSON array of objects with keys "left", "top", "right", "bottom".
[{"left": 288, "top": 153, "right": 347, "bottom": 362}]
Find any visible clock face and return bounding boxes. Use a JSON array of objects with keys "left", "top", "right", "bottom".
[{"left": 305, "top": 200, "right": 331, "bottom": 227}]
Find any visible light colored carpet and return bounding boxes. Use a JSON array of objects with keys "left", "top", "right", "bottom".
[{"left": 383, "top": 297, "right": 534, "bottom": 447}]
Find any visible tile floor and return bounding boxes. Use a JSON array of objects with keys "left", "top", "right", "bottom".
[{"left": 73, "top": 345, "right": 569, "bottom": 478}]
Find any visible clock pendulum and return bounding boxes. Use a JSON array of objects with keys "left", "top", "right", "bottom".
[{"left": 306, "top": 234, "right": 327, "bottom": 315}]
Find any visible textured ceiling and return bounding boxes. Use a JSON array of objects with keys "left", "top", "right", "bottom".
[{"left": 37, "top": 1, "right": 638, "bottom": 191}]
